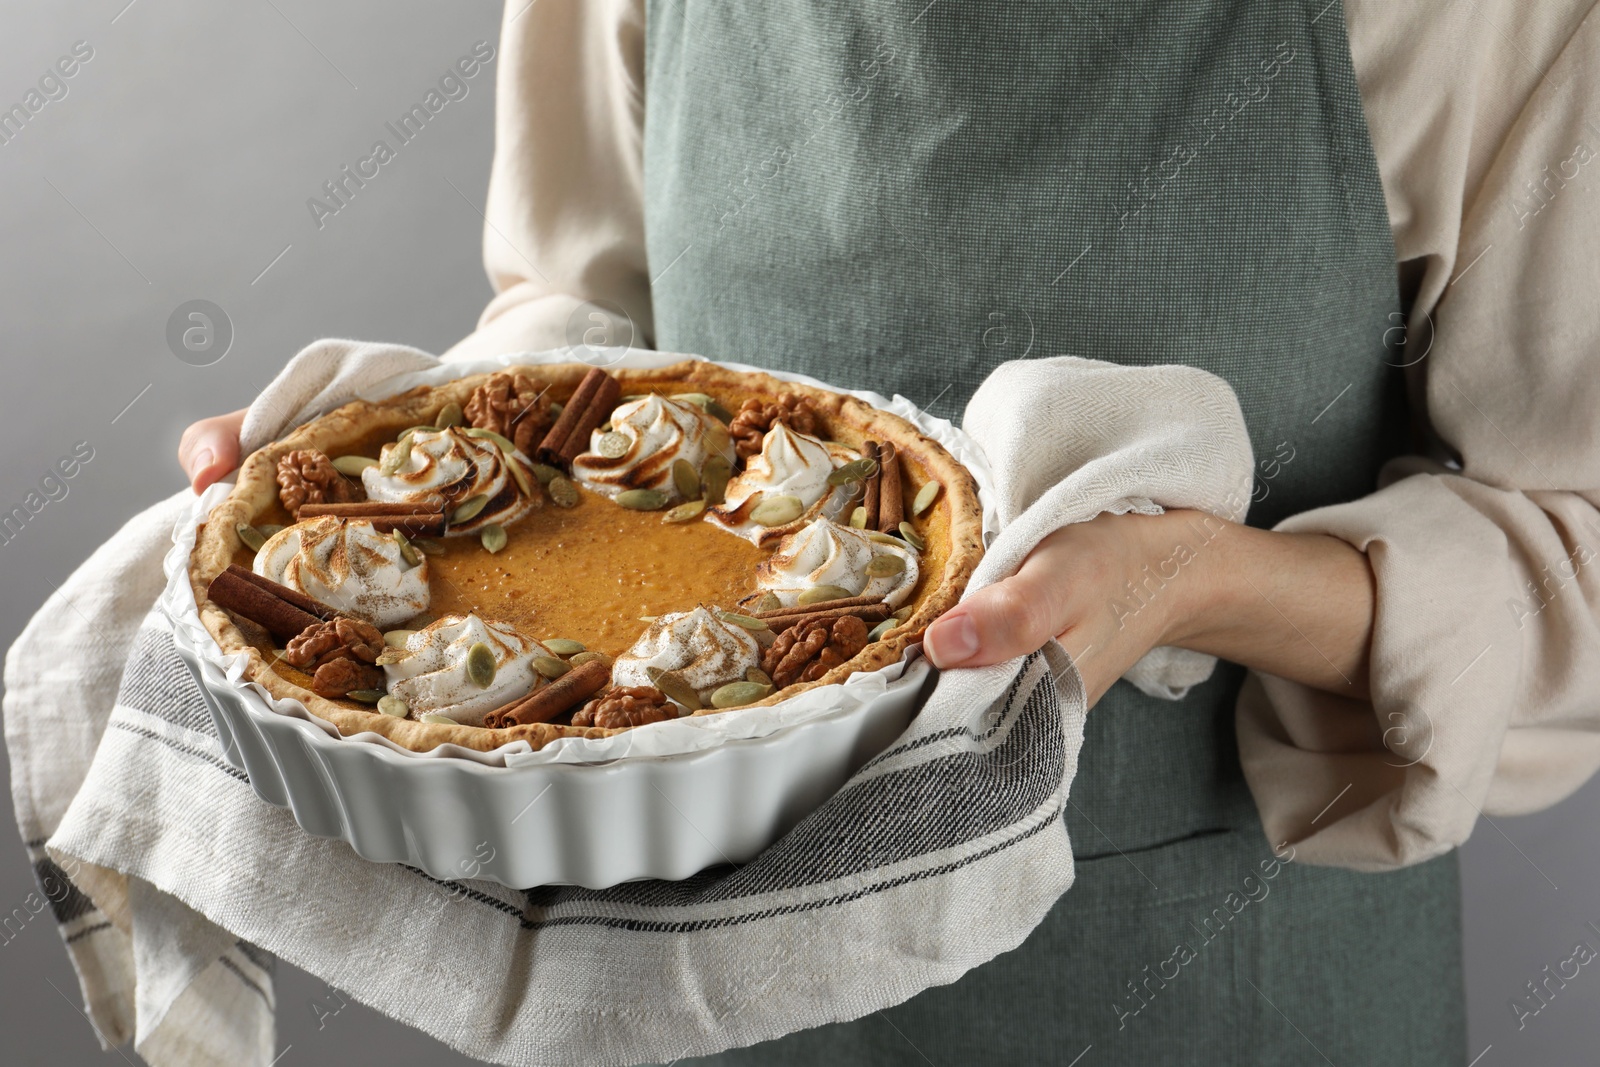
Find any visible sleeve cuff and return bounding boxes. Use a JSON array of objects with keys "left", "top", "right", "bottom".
[{"left": 1237, "top": 467, "right": 1527, "bottom": 870}]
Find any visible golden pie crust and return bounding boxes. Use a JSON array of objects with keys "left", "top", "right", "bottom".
[{"left": 190, "top": 361, "right": 984, "bottom": 753}]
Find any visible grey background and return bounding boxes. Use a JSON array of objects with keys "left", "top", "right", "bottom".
[{"left": 0, "top": 1, "right": 1594, "bottom": 1064}]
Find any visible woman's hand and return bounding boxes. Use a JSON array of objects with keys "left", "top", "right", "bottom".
[
  {"left": 922, "top": 509, "right": 1377, "bottom": 706},
  {"left": 176, "top": 408, "right": 247, "bottom": 493}
]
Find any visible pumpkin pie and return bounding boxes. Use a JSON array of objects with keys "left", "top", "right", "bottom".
[{"left": 189, "top": 361, "right": 983, "bottom": 754}]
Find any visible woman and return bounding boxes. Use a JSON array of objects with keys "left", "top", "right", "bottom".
[{"left": 178, "top": 1, "right": 1600, "bottom": 1062}]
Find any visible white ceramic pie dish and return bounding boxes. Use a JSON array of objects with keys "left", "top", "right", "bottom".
[
  {"left": 169, "top": 613, "right": 929, "bottom": 888},
  {"left": 160, "top": 349, "right": 997, "bottom": 889}
]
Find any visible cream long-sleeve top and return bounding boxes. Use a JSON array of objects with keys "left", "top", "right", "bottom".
[{"left": 443, "top": 0, "right": 1600, "bottom": 871}]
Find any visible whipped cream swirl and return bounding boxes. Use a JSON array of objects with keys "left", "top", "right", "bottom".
[
  {"left": 361, "top": 427, "right": 536, "bottom": 536},
  {"left": 572, "top": 394, "right": 725, "bottom": 500},
  {"left": 753, "top": 518, "right": 920, "bottom": 608},
  {"left": 254, "top": 516, "right": 429, "bottom": 629},
  {"left": 707, "top": 424, "right": 855, "bottom": 545},
  {"left": 381, "top": 614, "right": 548, "bottom": 726},
  {"left": 611, "top": 606, "right": 761, "bottom": 705}
]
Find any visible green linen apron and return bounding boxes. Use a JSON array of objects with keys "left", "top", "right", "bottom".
[{"left": 643, "top": 2, "right": 1466, "bottom": 1063}]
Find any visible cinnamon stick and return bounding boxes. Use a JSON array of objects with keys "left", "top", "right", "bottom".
[
  {"left": 223, "top": 564, "right": 335, "bottom": 621},
  {"left": 298, "top": 501, "right": 442, "bottom": 518},
  {"left": 483, "top": 659, "right": 612, "bottom": 729},
  {"left": 876, "top": 441, "right": 904, "bottom": 533},
  {"left": 753, "top": 594, "right": 882, "bottom": 620},
  {"left": 207, "top": 568, "right": 326, "bottom": 639},
  {"left": 861, "top": 441, "right": 881, "bottom": 531},
  {"left": 762, "top": 603, "right": 892, "bottom": 634},
  {"left": 296, "top": 503, "right": 446, "bottom": 537},
  {"left": 537, "top": 368, "right": 621, "bottom": 467},
  {"left": 557, "top": 373, "right": 622, "bottom": 466}
]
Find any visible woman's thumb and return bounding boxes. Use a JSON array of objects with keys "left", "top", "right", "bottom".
[
  {"left": 177, "top": 408, "right": 247, "bottom": 493},
  {"left": 923, "top": 577, "right": 1062, "bottom": 670}
]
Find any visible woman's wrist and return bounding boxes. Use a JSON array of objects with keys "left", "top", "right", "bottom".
[
  {"left": 1128, "top": 508, "right": 1236, "bottom": 651},
  {"left": 1153, "top": 510, "right": 1376, "bottom": 697}
]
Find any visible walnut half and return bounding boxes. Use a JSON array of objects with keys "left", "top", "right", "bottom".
[
  {"left": 276, "top": 449, "right": 361, "bottom": 519},
  {"left": 762, "top": 615, "right": 869, "bottom": 688},
  {"left": 728, "top": 394, "right": 822, "bottom": 460},
  {"left": 283, "top": 616, "right": 386, "bottom": 699},
  {"left": 465, "top": 371, "right": 555, "bottom": 457},
  {"left": 573, "top": 686, "right": 674, "bottom": 729}
]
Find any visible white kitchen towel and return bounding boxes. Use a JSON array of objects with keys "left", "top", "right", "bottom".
[{"left": 5, "top": 340, "right": 1254, "bottom": 1066}]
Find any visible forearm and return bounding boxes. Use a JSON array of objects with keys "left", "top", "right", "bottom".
[{"left": 1162, "top": 510, "right": 1375, "bottom": 698}]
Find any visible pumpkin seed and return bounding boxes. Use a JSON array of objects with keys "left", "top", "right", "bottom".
[
  {"left": 434, "top": 402, "right": 464, "bottom": 429},
  {"left": 893, "top": 605, "right": 915, "bottom": 622},
  {"left": 463, "top": 426, "right": 517, "bottom": 453},
  {"left": 616, "top": 488, "right": 668, "bottom": 511},
  {"left": 912, "top": 480, "right": 941, "bottom": 517},
  {"left": 258, "top": 524, "right": 285, "bottom": 537},
  {"left": 383, "top": 629, "right": 416, "bottom": 648},
  {"left": 465, "top": 642, "right": 497, "bottom": 688},
  {"left": 899, "top": 522, "right": 926, "bottom": 550},
  {"left": 849, "top": 506, "right": 867, "bottom": 529},
  {"left": 412, "top": 538, "right": 445, "bottom": 556},
  {"left": 797, "top": 584, "right": 853, "bottom": 606},
  {"left": 705, "top": 423, "right": 733, "bottom": 460},
  {"left": 570, "top": 650, "right": 612, "bottom": 668},
  {"left": 544, "top": 638, "right": 586, "bottom": 656},
  {"left": 594, "top": 431, "right": 630, "bottom": 459},
  {"left": 702, "top": 455, "right": 732, "bottom": 505},
  {"left": 533, "top": 655, "right": 570, "bottom": 679},
  {"left": 549, "top": 402, "right": 564, "bottom": 417},
  {"left": 648, "top": 667, "right": 703, "bottom": 711},
  {"left": 868, "top": 619, "right": 896, "bottom": 641},
  {"left": 866, "top": 531, "right": 902, "bottom": 547},
  {"left": 746, "top": 666, "right": 773, "bottom": 686},
  {"left": 420, "top": 713, "right": 459, "bottom": 725},
  {"left": 332, "top": 455, "right": 378, "bottom": 476},
  {"left": 711, "top": 680, "right": 772, "bottom": 709},
  {"left": 375, "top": 648, "right": 408, "bottom": 666},
  {"left": 547, "top": 475, "right": 579, "bottom": 508},
  {"left": 479, "top": 523, "right": 507, "bottom": 554},
  {"left": 380, "top": 435, "right": 413, "bottom": 476},
  {"left": 346, "top": 689, "right": 385, "bottom": 704},
  {"left": 662, "top": 499, "right": 707, "bottom": 524},
  {"left": 750, "top": 494, "right": 803, "bottom": 527},
  {"left": 672, "top": 458, "right": 701, "bottom": 500},
  {"left": 827, "top": 457, "right": 879, "bottom": 487},
  {"left": 505, "top": 455, "right": 534, "bottom": 497},
  {"left": 235, "top": 522, "right": 267, "bottom": 552},
  {"left": 532, "top": 463, "right": 563, "bottom": 485},
  {"left": 392, "top": 528, "right": 422, "bottom": 567},
  {"left": 451, "top": 493, "right": 490, "bottom": 524},
  {"left": 866, "top": 554, "right": 906, "bottom": 578},
  {"left": 717, "top": 610, "right": 770, "bottom": 631},
  {"left": 377, "top": 695, "right": 409, "bottom": 717}
]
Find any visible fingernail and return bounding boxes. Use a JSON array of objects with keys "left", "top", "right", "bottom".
[
  {"left": 928, "top": 613, "right": 979, "bottom": 667},
  {"left": 188, "top": 447, "right": 214, "bottom": 480}
]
